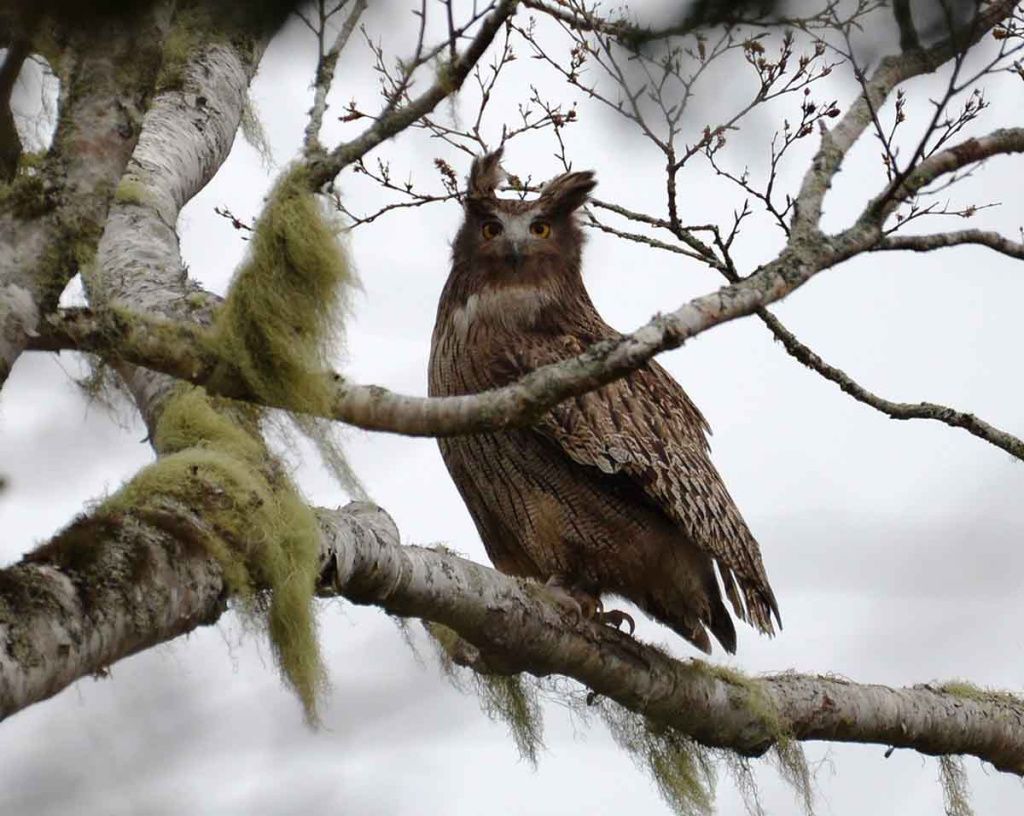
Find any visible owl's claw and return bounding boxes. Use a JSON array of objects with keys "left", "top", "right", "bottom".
[
  {"left": 541, "top": 578, "right": 635, "bottom": 635},
  {"left": 595, "top": 608, "right": 636, "bottom": 636},
  {"left": 542, "top": 576, "right": 599, "bottom": 625}
]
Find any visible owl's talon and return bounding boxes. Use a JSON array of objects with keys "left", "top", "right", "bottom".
[
  {"left": 596, "top": 609, "right": 636, "bottom": 636},
  {"left": 542, "top": 576, "right": 600, "bottom": 625},
  {"left": 541, "top": 577, "right": 583, "bottom": 624}
]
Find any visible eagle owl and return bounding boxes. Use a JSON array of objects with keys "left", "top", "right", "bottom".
[{"left": 428, "top": 150, "right": 779, "bottom": 653}]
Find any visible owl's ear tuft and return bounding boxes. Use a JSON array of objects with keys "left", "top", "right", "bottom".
[
  {"left": 539, "top": 170, "right": 597, "bottom": 215},
  {"left": 467, "top": 148, "right": 506, "bottom": 201}
]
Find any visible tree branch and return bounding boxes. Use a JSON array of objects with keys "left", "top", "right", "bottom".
[
  {"left": 865, "top": 127, "right": 1024, "bottom": 224},
  {"left": 750, "top": 306, "right": 1024, "bottom": 461},
  {"left": 303, "top": 0, "right": 368, "bottom": 152},
  {"left": 790, "top": 0, "right": 1017, "bottom": 237},
  {"left": 0, "top": 37, "right": 29, "bottom": 181},
  {"left": 892, "top": 0, "right": 921, "bottom": 52},
  {"left": 29, "top": 228, "right": 856, "bottom": 438},
  {"left": 0, "top": 10, "right": 170, "bottom": 387},
  {"left": 307, "top": 0, "right": 520, "bottom": 188},
  {"left": 875, "top": 229, "right": 1024, "bottom": 260},
  {"left": 3, "top": 499, "right": 1022, "bottom": 775}
]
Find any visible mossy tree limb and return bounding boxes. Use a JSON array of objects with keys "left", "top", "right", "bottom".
[
  {"left": 0, "top": 6, "right": 170, "bottom": 385},
  {"left": 109, "top": 386, "right": 327, "bottom": 720},
  {"left": 5, "top": 499, "right": 1022, "bottom": 781},
  {"left": 329, "top": 513, "right": 1024, "bottom": 776},
  {"left": 69, "top": 13, "right": 350, "bottom": 722}
]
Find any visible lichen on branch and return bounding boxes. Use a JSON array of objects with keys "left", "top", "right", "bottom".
[
  {"left": 424, "top": 620, "right": 545, "bottom": 765},
  {"left": 102, "top": 387, "right": 326, "bottom": 721},
  {"left": 212, "top": 164, "right": 355, "bottom": 420}
]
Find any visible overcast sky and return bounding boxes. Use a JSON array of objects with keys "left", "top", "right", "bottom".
[{"left": 1, "top": 2, "right": 1023, "bottom": 814}]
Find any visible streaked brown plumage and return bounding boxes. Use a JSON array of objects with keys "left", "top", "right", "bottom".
[{"left": 428, "top": 150, "right": 779, "bottom": 653}]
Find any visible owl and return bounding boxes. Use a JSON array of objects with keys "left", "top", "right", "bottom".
[{"left": 428, "top": 149, "right": 779, "bottom": 653}]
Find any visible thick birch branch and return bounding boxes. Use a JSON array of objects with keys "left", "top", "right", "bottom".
[
  {"left": 2, "top": 500, "right": 1022, "bottom": 776},
  {"left": 82, "top": 26, "right": 269, "bottom": 426},
  {"left": 0, "top": 9, "right": 170, "bottom": 385}
]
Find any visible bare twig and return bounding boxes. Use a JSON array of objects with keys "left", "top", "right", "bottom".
[
  {"left": 308, "top": 0, "right": 521, "bottom": 188},
  {"left": 304, "top": 0, "right": 369, "bottom": 152}
]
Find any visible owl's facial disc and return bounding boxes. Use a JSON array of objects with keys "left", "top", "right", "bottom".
[{"left": 479, "top": 211, "right": 552, "bottom": 270}]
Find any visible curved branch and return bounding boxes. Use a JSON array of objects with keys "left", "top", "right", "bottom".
[
  {"left": 30, "top": 233, "right": 849, "bottom": 437},
  {"left": 599, "top": 195, "right": 1024, "bottom": 461},
  {"left": 866, "top": 127, "right": 1024, "bottom": 223},
  {"left": 875, "top": 229, "right": 1024, "bottom": 260},
  {"left": 307, "top": 0, "right": 520, "bottom": 188},
  {"left": 791, "top": 0, "right": 1017, "bottom": 237},
  {"left": 751, "top": 306, "right": 1024, "bottom": 461},
  {"left": 3, "top": 500, "right": 1022, "bottom": 776}
]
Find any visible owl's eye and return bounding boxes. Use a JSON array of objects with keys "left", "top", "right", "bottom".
[
  {"left": 530, "top": 220, "right": 552, "bottom": 238},
  {"left": 481, "top": 221, "right": 503, "bottom": 240}
]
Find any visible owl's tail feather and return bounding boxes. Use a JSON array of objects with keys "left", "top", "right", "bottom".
[{"left": 642, "top": 554, "right": 738, "bottom": 655}]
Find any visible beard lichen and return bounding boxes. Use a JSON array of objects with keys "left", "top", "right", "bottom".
[
  {"left": 690, "top": 659, "right": 814, "bottom": 814},
  {"left": 599, "top": 702, "right": 716, "bottom": 816},
  {"left": 424, "top": 621, "right": 545, "bottom": 765},
  {"left": 208, "top": 161, "right": 364, "bottom": 499},
  {"left": 209, "top": 163, "right": 363, "bottom": 496},
  {"left": 84, "top": 159, "right": 360, "bottom": 722},
  {"left": 211, "top": 164, "right": 355, "bottom": 419},
  {"left": 938, "top": 755, "right": 974, "bottom": 816},
  {"left": 938, "top": 679, "right": 1023, "bottom": 706},
  {"left": 102, "top": 386, "right": 326, "bottom": 722}
]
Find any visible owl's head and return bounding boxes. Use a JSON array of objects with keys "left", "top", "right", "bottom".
[{"left": 451, "top": 148, "right": 597, "bottom": 285}]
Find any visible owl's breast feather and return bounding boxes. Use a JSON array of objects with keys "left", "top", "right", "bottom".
[{"left": 446, "top": 283, "right": 558, "bottom": 342}]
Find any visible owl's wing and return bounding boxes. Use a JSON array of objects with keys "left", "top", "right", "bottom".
[{"left": 515, "top": 337, "right": 780, "bottom": 634}]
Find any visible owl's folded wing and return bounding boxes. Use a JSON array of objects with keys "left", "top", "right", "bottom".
[{"left": 516, "top": 338, "right": 781, "bottom": 634}]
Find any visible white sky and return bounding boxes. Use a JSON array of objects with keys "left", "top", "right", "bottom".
[{"left": 1, "top": 2, "right": 1023, "bottom": 814}]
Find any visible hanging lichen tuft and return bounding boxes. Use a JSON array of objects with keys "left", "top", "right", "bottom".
[
  {"left": 598, "top": 701, "right": 716, "bottom": 816},
  {"left": 424, "top": 621, "right": 545, "bottom": 765},
  {"left": 938, "top": 755, "right": 974, "bottom": 816},
  {"left": 211, "top": 163, "right": 364, "bottom": 498},
  {"left": 102, "top": 387, "right": 326, "bottom": 722},
  {"left": 213, "top": 163, "right": 356, "bottom": 419}
]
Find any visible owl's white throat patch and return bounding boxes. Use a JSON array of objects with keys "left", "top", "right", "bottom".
[{"left": 451, "top": 284, "right": 555, "bottom": 339}]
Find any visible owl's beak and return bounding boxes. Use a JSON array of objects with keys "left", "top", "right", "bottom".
[{"left": 503, "top": 239, "right": 524, "bottom": 270}]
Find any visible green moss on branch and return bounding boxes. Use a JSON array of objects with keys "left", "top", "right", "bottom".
[
  {"left": 212, "top": 164, "right": 355, "bottom": 418},
  {"left": 103, "top": 387, "right": 326, "bottom": 721}
]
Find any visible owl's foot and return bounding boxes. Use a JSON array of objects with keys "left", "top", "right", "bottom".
[
  {"left": 541, "top": 579, "right": 635, "bottom": 635},
  {"left": 594, "top": 607, "right": 636, "bottom": 636},
  {"left": 542, "top": 576, "right": 600, "bottom": 624}
]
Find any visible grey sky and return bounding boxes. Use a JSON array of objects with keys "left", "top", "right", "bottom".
[{"left": 1, "top": 2, "right": 1023, "bottom": 814}]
